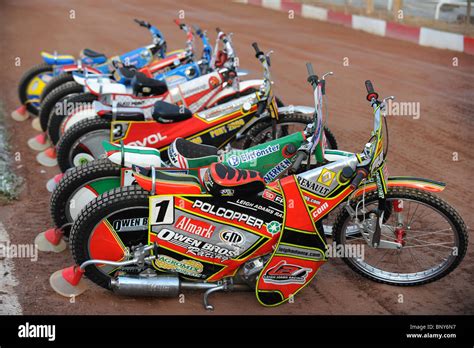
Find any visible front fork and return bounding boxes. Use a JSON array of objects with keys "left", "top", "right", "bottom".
[{"left": 345, "top": 170, "right": 402, "bottom": 250}]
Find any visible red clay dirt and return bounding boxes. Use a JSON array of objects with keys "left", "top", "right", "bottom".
[{"left": 0, "top": 0, "right": 473, "bottom": 315}]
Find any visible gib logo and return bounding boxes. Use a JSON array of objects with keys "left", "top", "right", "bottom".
[
  {"left": 128, "top": 132, "right": 168, "bottom": 147},
  {"left": 18, "top": 322, "right": 55, "bottom": 341}
]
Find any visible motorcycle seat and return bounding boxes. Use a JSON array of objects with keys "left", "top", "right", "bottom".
[
  {"left": 203, "top": 162, "right": 266, "bottom": 196},
  {"left": 82, "top": 48, "right": 106, "bottom": 59},
  {"left": 132, "top": 72, "right": 168, "bottom": 96},
  {"left": 168, "top": 138, "right": 219, "bottom": 169},
  {"left": 119, "top": 67, "right": 137, "bottom": 80},
  {"left": 152, "top": 101, "right": 192, "bottom": 123}
]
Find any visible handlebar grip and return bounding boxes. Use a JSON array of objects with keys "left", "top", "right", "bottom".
[
  {"left": 306, "top": 62, "right": 318, "bottom": 86},
  {"left": 350, "top": 169, "right": 368, "bottom": 190},
  {"left": 134, "top": 19, "right": 149, "bottom": 28},
  {"left": 252, "top": 42, "right": 263, "bottom": 57},
  {"left": 290, "top": 151, "right": 308, "bottom": 174},
  {"left": 256, "top": 101, "right": 266, "bottom": 115},
  {"left": 306, "top": 62, "right": 315, "bottom": 77},
  {"left": 365, "top": 80, "right": 374, "bottom": 94},
  {"left": 365, "top": 80, "right": 379, "bottom": 101}
]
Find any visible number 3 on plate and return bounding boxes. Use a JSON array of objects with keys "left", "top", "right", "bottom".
[{"left": 150, "top": 196, "right": 174, "bottom": 226}]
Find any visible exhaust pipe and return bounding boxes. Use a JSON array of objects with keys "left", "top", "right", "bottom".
[
  {"left": 110, "top": 275, "right": 183, "bottom": 297},
  {"left": 110, "top": 274, "right": 250, "bottom": 309}
]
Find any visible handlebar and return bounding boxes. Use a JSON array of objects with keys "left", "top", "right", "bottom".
[
  {"left": 350, "top": 168, "right": 368, "bottom": 190},
  {"left": 252, "top": 42, "right": 264, "bottom": 58},
  {"left": 174, "top": 19, "right": 186, "bottom": 30},
  {"left": 306, "top": 62, "right": 318, "bottom": 87},
  {"left": 289, "top": 151, "right": 308, "bottom": 174},
  {"left": 193, "top": 25, "right": 203, "bottom": 36},
  {"left": 365, "top": 80, "right": 379, "bottom": 101},
  {"left": 134, "top": 19, "right": 150, "bottom": 28}
]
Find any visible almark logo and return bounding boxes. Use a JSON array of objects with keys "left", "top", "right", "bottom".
[
  {"left": 18, "top": 322, "right": 55, "bottom": 341},
  {"left": 174, "top": 215, "right": 216, "bottom": 238}
]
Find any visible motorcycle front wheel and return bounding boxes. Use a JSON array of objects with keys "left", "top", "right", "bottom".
[{"left": 332, "top": 187, "right": 468, "bottom": 286}]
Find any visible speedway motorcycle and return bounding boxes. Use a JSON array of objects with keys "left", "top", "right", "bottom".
[
  {"left": 53, "top": 43, "right": 335, "bottom": 172},
  {"left": 14, "top": 18, "right": 169, "bottom": 119},
  {"left": 50, "top": 63, "right": 467, "bottom": 309}
]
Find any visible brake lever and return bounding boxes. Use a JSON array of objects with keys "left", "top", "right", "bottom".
[{"left": 321, "top": 71, "right": 334, "bottom": 80}]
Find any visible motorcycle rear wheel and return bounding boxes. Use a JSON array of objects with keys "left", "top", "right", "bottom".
[
  {"left": 50, "top": 158, "right": 121, "bottom": 239},
  {"left": 18, "top": 62, "right": 54, "bottom": 115},
  {"left": 69, "top": 185, "right": 150, "bottom": 290}
]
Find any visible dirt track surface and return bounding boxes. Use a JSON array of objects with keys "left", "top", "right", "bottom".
[{"left": 0, "top": 0, "right": 473, "bottom": 315}]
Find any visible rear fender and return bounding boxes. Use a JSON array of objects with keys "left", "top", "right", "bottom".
[
  {"left": 133, "top": 168, "right": 202, "bottom": 194},
  {"left": 354, "top": 176, "right": 446, "bottom": 197},
  {"left": 207, "top": 79, "right": 262, "bottom": 107},
  {"left": 41, "top": 51, "right": 75, "bottom": 65},
  {"left": 57, "top": 64, "right": 102, "bottom": 74},
  {"left": 102, "top": 141, "right": 163, "bottom": 168}
]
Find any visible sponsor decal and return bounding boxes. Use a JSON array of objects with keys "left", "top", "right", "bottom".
[
  {"left": 174, "top": 215, "right": 215, "bottom": 238},
  {"left": 219, "top": 188, "right": 234, "bottom": 196},
  {"left": 297, "top": 177, "right": 331, "bottom": 197},
  {"left": 375, "top": 172, "right": 385, "bottom": 199},
  {"left": 276, "top": 245, "right": 324, "bottom": 260},
  {"left": 157, "top": 229, "right": 238, "bottom": 259},
  {"left": 128, "top": 132, "right": 168, "bottom": 147},
  {"left": 195, "top": 94, "right": 254, "bottom": 121},
  {"left": 317, "top": 168, "right": 336, "bottom": 187},
  {"left": 192, "top": 200, "right": 264, "bottom": 228},
  {"left": 227, "top": 144, "right": 280, "bottom": 167},
  {"left": 266, "top": 221, "right": 281, "bottom": 235},
  {"left": 227, "top": 155, "right": 240, "bottom": 167},
  {"left": 209, "top": 119, "right": 245, "bottom": 139},
  {"left": 263, "top": 158, "right": 292, "bottom": 182},
  {"left": 310, "top": 201, "right": 329, "bottom": 220},
  {"left": 209, "top": 76, "right": 220, "bottom": 89},
  {"left": 155, "top": 254, "right": 203, "bottom": 277},
  {"left": 262, "top": 189, "right": 284, "bottom": 205},
  {"left": 234, "top": 198, "right": 283, "bottom": 217},
  {"left": 219, "top": 230, "right": 245, "bottom": 245},
  {"left": 371, "top": 151, "right": 384, "bottom": 172},
  {"left": 203, "top": 169, "right": 214, "bottom": 192},
  {"left": 262, "top": 260, "right": 312, "bottom": 285},
  {"left": 112, "top": 217, "right": 148, "bottom": 232},
  {"left": 304, "top": 196, "right": 321, "bottom": 206},
  {"left": 168, "top": 142, "right": 179, "bottom": 165},
  {"left": 189, "top": 136, "right": 203, "bottom": 144}
]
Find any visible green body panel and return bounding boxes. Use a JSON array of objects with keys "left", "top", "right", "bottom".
[
  {"left": 88, "top": 177, "right": 121, "bottom": 194},
  {"left": 223, "top": 131, "right": 305, "bottom": 182}
]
